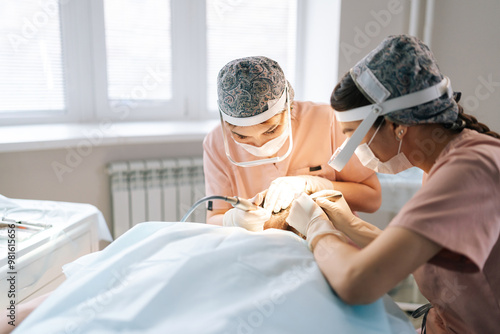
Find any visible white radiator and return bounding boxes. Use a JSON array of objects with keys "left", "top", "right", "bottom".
[{"left": 108, "top": 157, "right": 205, "bottom": 238}]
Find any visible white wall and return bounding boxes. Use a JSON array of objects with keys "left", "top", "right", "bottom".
[
  {"left": 337, "top": 0, "right": 500, "bottom": 132},
  {"left": 337, "top": 0, "right": 411, "bottom": 76},
  {"left": 430, "top": 0, "right": 500, "bottom": 133},
  {"left": 297, "top": 0, "right": 342, "bottom": 104},
  {"left": 0, "top": 141, "right": 204, "bottom": 233}
]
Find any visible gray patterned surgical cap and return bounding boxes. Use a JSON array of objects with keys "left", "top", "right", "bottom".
[
  {"left": 351, "top": 34, "right": 458, "bottom": 125},
  {"left": 217, "top": 56, "right": 294, "bottom": 124}
]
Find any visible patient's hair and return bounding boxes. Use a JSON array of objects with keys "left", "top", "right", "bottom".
[
  {"left": 260, "top": 188, "right": 341, "bottom": 239},
  {"left": 263, "top": 207, "right": 305, "bottom": 239}
]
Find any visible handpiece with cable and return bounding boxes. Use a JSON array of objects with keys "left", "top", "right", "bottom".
[
  {"left": 180, "top": 195, "right": 259, "bottom": 222},
  {"left": 223, "top": 196, "right": 259, "bottom": 212}
]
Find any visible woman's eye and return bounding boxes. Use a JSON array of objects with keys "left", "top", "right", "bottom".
[
  {"left": 236, "top": 134, "right": 247, "bottom": 140},
  {"left": 264, "top": 127, "right": 278, "bottom": 135}
]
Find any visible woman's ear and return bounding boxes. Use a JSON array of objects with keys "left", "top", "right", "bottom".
[{"left": 393, "top": 124, "right": 408, "bottom": 141}]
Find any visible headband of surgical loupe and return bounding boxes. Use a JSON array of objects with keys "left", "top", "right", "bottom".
[
  {"left": 219, "top": 83, "right": 289, "bottom": 126},
  {"left": 329, "top": 72, "right": 453, "bottom": 172},
  {"left": 219, "top": 85, "right": 293, "bottom": 167}
]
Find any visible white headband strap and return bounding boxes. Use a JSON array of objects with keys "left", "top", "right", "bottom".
[
  {"left": 219, "top": 86, "right": 288, "bottom": 127},
  {"left": 335, "top": 77, "right": 452, "bottom": 122}
]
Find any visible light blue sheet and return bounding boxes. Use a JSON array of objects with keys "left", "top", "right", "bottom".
[{"left": 14, "top": 222, "right": 414, "bottom": 333}]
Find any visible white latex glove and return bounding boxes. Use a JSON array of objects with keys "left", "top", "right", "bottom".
[
  {"left": 313, "top": 189, "right": 358, "bottom": 230},
  {"left": 249, "top": 191, "right": 265, "bottom": 207},
  {"left": 314, "top": 190, "right": 381, "bottom": 247},
  {"left": 264, "top": 175, "right": 334, "bottom": 213},
  {"left": 286, "top": 193, "right": 347, "bottom": 248},
  {"left": 223, "top": 206, "right": 271, "bottom": 232}
]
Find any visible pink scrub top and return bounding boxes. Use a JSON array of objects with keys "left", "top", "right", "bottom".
[
  {"left": 203, "top": 101, "right": 375, "bottom": 211},
  {"left": 389, "top": 129, "right": 500, "bottom": 333}
]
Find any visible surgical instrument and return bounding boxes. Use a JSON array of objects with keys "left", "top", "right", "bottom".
[{"left": 181, "top": 195, "right": 258, "bottom": 222}]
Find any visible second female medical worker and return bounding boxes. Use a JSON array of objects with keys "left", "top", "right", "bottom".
[
  {"left": 203, "top": 56, "right": 381, "bottom": 228},
  {"left": 287, "top": 35, "right": 500, "bottom": 333}
]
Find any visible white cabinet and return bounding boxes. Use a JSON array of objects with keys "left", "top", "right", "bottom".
[{"left": 0, "top": 197, "right": 111, "bottom": 307}]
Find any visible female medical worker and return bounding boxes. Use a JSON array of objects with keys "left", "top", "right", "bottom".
[
  {"left": 286, "top": 35, "right": 500, "bottom": 333},
  {"left": 203, "top": 56, "right": 381, "bottom": 228}
]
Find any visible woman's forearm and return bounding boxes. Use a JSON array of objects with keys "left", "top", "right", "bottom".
[
  {"left": 341, "top": 217, "right": 382, "bottom": 248},
  {"left": 332, "top": 177, "right": 381, "bottom": 213},
  {"left": 312, "top": 234, "right": 378, "bottom": 304},
  {"left": 312, "top": 227, "right": 442, "bottom": 305},
  {"left": 206, "top": 210, "right": 225, "bottom": 225}
]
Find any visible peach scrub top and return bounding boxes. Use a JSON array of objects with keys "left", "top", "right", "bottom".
[{"left": 203, "top": 101, "right": 375, "bottom": 211}]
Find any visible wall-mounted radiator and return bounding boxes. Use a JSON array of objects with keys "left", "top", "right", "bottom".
[{"left": 108, "top": 157, "right": 205, "bottom": 238}]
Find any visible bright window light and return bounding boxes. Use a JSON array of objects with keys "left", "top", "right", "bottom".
[
  {"left": 206, "top": 0, "right": 297, "bottom": 110},
  {"left": 103, "top": 0, "right": 172, "bottom": 102},
  {"left": 0, "top": 0, "right": 65, "bottom": 113}
]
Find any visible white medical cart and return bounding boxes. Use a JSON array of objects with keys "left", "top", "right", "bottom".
[{"left": 0, "top": 196, "right": 112, "bottom": 308}]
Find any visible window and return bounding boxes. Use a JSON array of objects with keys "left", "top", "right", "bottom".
[
  {"left": 0, "top": 0, "right": 311, "bottom": 125},
  {"left": 206, "top": 0, "right": 297, "bottom": 110},
  {"left": 103, "top": 0, "right": 172, "bottom": 102},
  {"left": 0, "top": 0, "right": 65, "bottom": 116}
]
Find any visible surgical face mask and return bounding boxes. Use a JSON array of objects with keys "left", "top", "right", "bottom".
[
  {"left": 219, "top": 84, "right": 294, "bottom": 167},
  {"left": 233, "top": 122, "right": 289, "bottom": 157},
  {"left": 354, "top": 122, "right": 413, "bottom": 174}
]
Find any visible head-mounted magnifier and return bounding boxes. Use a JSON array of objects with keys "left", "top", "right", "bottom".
[
  {"left": 219, "top": 86, "right": 293, "bottom": 167},
  {"left": 329, "top": 76, "right": 453, "bottom": 172}
]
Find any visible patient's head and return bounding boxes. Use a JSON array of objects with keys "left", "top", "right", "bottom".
[
  {"left": 261, "top": 190, "right": 342, "bottom": 239},
  {"left": 263, "top": 207, "right": 305, "bottom": 239}
]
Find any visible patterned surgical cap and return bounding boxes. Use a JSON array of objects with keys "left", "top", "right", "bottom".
[
  {"left": 351, "top": 35, "right": 458, "bottom": 125},
  {"left": 217, "top": 56, "right": 294, "bottom": 120}
]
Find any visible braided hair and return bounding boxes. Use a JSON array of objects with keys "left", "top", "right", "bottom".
[{"left": 444, "top": 93, "right": 500, "bottom": 139}]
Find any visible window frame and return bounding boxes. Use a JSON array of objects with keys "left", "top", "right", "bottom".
[
  {"left": 91, "top": 0, "right": 188, "bottom": 122},
  {"left": 1, "top": 0, "right": 310, "bottom": 125},
  {"left": 0, "top": 0, "right": 74, "bottom": 125}
]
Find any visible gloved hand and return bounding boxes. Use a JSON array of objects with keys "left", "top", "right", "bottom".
[
  {"left": 223, "top": 192, "right": 270, "bottom": 232},
  {"left": 250, "top": 191, "right": 265, "bottom": 207},
  {"left": 314, "top": 189, "right": 381, "bottom": 247},
  {"left": 312, "top": 189, "right": 359, "bottom": 231},
  {"left": 264, "top": 175, "right": 334, "bottom": 213},
  {"left": 286, "top": 193, "right": 347, "bottom": 248}
]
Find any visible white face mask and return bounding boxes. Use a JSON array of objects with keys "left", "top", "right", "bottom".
[
  {"left": 354, "top": 122, "right": 413, "bottom": 174},
  {"left": 233, "top": 124, "right": 290, "bottom": 157}
]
